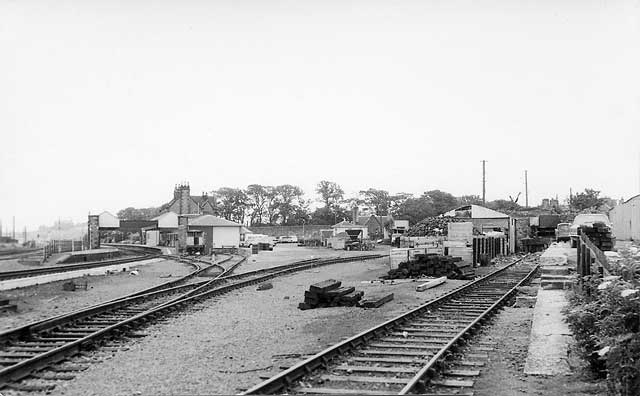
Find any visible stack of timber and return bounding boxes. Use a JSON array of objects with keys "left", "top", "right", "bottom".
[
  {"left": 386, "top": 253, "right": 475, "bottom": 280},
  {"left": 579, "top": 222, "right": 614, "bottom": 251},
  {"left": 406, "top": 217, "right": 468, "bottom": 237},
  {"left": 298, "top": 279, "right": 364, "bottom": 310}
]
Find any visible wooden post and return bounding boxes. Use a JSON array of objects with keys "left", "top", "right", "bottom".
[{"left": 576, "top": 238, "right": 582, "bottom": 275}]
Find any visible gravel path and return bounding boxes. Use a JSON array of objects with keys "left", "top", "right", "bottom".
[
  {"left": 473, "top": 304, "right": 606, "bottom": 395},
  {"left": 0, "top": 258, "right": 195, "bottom": 330},
  {"left": 55, "top": 255, "right": 467, "bottom": 396}
]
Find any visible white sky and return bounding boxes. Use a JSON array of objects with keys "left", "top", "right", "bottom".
[{"left": 2, "top": 0, "right": 640, "bottom": 231}]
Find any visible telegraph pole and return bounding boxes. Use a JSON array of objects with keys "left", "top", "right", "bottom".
[
  {"left": 12, "top": 216, "right": 15, "bottom": 240},
  {"left": 524, "top": 170, "right": 529, "bottom": 208},
  {"left": 482, "top": 160, "right": 487, "bottom": 204}
]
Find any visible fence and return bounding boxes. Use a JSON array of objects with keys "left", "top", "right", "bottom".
[
  {"left": 576, "top": 232, "right": 611, "bottom": 279},
  {"left": 43, "top": 240, "right": 86, "bottom": 261},
  {"left": 472, "top": 236, "right": 508, "bottom": 266}
]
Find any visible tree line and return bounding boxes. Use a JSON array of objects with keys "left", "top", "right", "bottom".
[{"left": 116, "top": 182, "right": 611, "bottom": 226}]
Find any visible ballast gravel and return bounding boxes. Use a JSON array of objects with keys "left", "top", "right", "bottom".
[
  {"left": 0, "top": 259, "right": 195, "bottom": 330},
  {"left": 57, "top": 255, "right": 468, "bottom": 396}
]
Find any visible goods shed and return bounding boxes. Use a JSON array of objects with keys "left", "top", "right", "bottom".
[
  {"left": 443, "top": 205, "right": 510, "bottom": 234},
  {"left": 188, "top": 215, "right": 242, "bottom": 254}
]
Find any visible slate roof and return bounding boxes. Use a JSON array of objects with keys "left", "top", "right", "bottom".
[{"left": 189, "top": 215, "right": 242, "bottom": 227}]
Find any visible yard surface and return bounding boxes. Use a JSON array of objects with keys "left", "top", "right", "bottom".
[{"left": 1, "top": 244, "right": 609, "bottom": 395}]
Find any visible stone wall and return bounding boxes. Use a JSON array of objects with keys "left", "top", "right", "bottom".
[
  {"left": 88, "top": 215, "right": 100, "bottom": 249},
  {"left": 248, "top": 225, "right": 332, "bottom": 240}
]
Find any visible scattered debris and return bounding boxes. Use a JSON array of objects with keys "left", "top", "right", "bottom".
[
  {"left": 62, "top": 280, "right": 88, "bottom": 291},
  {"left": 0, "top": 299, "right": 17, "bottom": 313},
  {"left": 359, "top": 293, "right": 394, "bottom": 308},
  {"left": 514, "top": 296, "right": 537, "bottom": 308},
  {"left": 257, "top": 282, "right": 273, "bottom": 291},
  {"left": 129, "top": 270, "right": 139, "bottom": 276},
  {"left": 416, "top": 276, "right": 447, "bottom": 292},
  {"left": 159, "top": 274, "right": 172, "bottom": 278}
]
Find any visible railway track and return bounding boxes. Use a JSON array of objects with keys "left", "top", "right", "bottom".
[
  {"left": 0, "top": 254, "right": 159, "bottom": 281},
  {"left": 243, "top": 254, "right": 538, "bottom": 395},
  {"left": 0, "top": 253, "right": 383, "bottom": 390},
  {"left": 0, "top": 250, "right": 41, "bottom": 262}
]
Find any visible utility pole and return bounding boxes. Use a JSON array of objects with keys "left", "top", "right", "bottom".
[
  {"left": 524, "top": 170, "right": 529, "bottom": 208},
  {"left": 569, "top": 188, "right": 573, "bottom": 210},
  {"left": 12, "top": 216, "right": 15, "bottom": 240},
  {"left": 481, "top": 160, "right": 487, "bottom": 204}
]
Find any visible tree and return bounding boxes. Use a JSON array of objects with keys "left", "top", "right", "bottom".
[
  {"left": 571, "top": 188, "right": 605, "bottom": 211},
  {"left": 213, "top": 188, "right": 248, "bottom": 223},
  {"left": 423, "top": 190, "right": 458, "bottom": 215},
  {"left": 458, "top": 195, "right": 483, "bottom": 206},
  {"left": 273, "top": 184, "right": 305, "bottom": 225},
  {"left": 316, "top": 180, "right": 344, "bottom": 209},
  {"left": 487, "top": 199, "right": 522, "bottom": 212},
  {"left": 396, "top": 196, "right": 434, "bottom": 225},
  {"left": 389, "top": 193, "right": 413, "bottom": 217},
  {"left": 360, "top": 188, "right": 391, "bottom": 215},
  {"left": 245, "top": 184, "right": 269, "bottom": 226}
]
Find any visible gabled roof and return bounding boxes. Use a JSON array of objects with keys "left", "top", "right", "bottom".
[
  {"left": 356, "top": 215, "right": 393, "bottom": 226},
  {"left": 152, "top": 211, "right": 177, "bottom": 221},
  {"left": 443, "top": 204, "right": 509, "bottom": 219},
  {"left": 189, "top": 215, "right": 242, "bottom": 227},
  {"left": 331, "top": 220, "right": 366, "bottom": 228}
]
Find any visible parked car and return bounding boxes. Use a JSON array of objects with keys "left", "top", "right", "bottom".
[
  {"left": 569, "top": 213, "right": 612, "bottom": 248},
  {"left": 278, "top": 235, "right": 298, "bottom": 243},
  {"left": 555, "top": 223, "right": 571, "bottom": 242}
]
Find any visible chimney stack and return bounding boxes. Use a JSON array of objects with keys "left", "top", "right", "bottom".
[{"left": 352, "top": 207, "right": 358, "bottom": 224}]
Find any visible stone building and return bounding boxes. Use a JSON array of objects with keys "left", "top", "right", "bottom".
[{"left": 164, "top": 183, "right": 215, "bottom": 215}]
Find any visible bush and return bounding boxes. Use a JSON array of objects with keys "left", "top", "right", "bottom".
[{"left": 566, "top": 275, "right": 640, "bottom": 396}]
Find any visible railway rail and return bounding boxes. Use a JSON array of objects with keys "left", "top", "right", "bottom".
[
  {"left": 243, "top": 254, "right": 538, "bottom": 395},
  {"left": 0, "top": 249, "right": 41, "bottom": 262},
  {"left": 0, "top": 254, "right": 159, "bottom": 281},
  {"left": 0, "top": 253, "right": 383, "bottom": 390}
]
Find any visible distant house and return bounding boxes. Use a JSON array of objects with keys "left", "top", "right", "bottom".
[
  {"left": 331, "top": 220, "right": 368, "bottom": 239},
  {"left": 144, "top": 212, "right": 179, "bottom": 248},
  {"left": 164, "top": 183, "right": 215, "bottom": 216},
  {"left": 97, "top": 211, "right": 120, "bottom": 229},
  {"left": 356, "top": 215, "right": 393, "bottom": 239}
]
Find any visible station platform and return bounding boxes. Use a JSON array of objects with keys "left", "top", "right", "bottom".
[{"left": 523, "top": 242, "right": 576, "bottom": 375}]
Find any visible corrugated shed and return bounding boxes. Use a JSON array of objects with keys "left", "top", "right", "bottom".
[{"left": 610, "top": 194, "right": 640, "bottom": 240}]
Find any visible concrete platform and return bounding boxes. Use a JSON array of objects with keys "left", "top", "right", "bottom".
[{"left": 524, "top": 290, "right": 573, "bottom": 374}]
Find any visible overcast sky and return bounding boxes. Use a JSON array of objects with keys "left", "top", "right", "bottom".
[{"left": 2, "top": 0, "right": 639, "bottom": 231}]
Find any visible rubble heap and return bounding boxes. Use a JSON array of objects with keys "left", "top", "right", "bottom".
[
  {"left": 386, "top": 253, "right": 475, "bottom": 280},
  {"left": 579, "top": 222, "right": 614, "bottom": 251},
  {"left": 406, "top": 217, "right": 469, "bottom": 237},
  {"left": 298, "top": 279, "right": 364, "bottom": 310}
]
